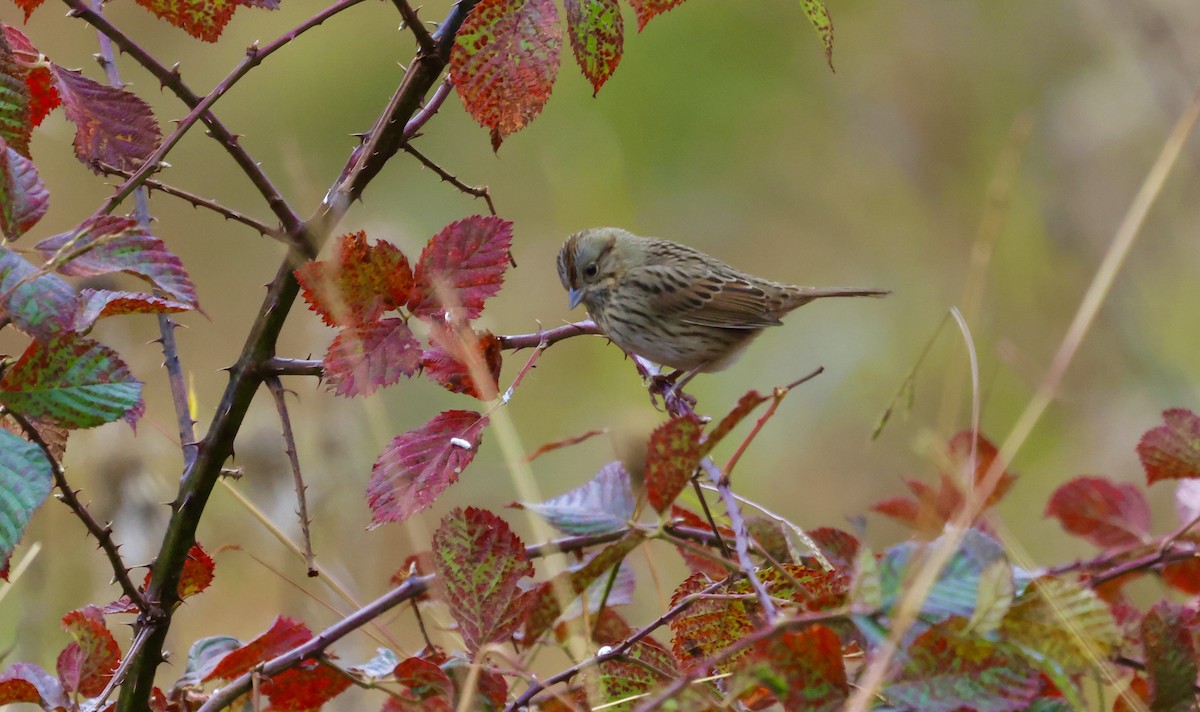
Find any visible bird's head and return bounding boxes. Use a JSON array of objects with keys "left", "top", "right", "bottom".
[{"left": 557, "top": 227, "right": 637, "bottom": 311}]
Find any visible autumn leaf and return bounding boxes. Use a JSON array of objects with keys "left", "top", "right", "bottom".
[
  {"left": 518, "top": 460, "right": 635, "bottom": 535},
  {"left": 0, "top": 139, "right": 48, "bottom": 240},
  {"left": 1138, "top": 408, "right": 1200, "bottom": 484},
  {"left": 0, "top": 428, "right": 51, "bottom": 582},
  {"left": 419, "top": 326, "right": 502, "bottom": 400},
  {"left": 409, "top": 215, "right": 513, "bottom": 321},
  {"left": 49, "top": 65, "right": 160, "bottom": 172},
  {"left": 295, "top": 231, "right": 413, "bottom": 328},
  {"left": 57, "top": 606, "right": 121, "bottom": 697},
  {"left": 0, "top": 663, "right": 68, "bottom": 709},
  {"left": 735, "top": 626, "right": 848, "bottom": 711},
  {"left": 645, "top": 413, "right": 703, "bottom": 513},
  {"left": 72, "top": 289, "right": 194, "bottom": 333},
  {"left": 564, "top": 0, "right": 623, "bottom": 95},
  {"left": 0, "top": 246, "right": 78, "bottom": 342},
  {"left": 132, "top": 0, "right": 239, "bottom": 42},
  {"left": 323, "top": 319, "right": 421, "bottom": 397},
  {"left": 627, "top": 0, "right": 687, "bottom": 31},
  {"left": 203, "top": 617, "right": 311, "bottom": 682},
  {"left": 0, "top": 336, "right": 142, "bottom": 429},
  {"left": 1044, "top": 476, "right": 1150, "bottom": 548}
]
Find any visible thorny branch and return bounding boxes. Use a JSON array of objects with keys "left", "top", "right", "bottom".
[
  {"left": 402, "top": 143, "right": 497, "bottom": 216},
  {"left": 265, "top": 376, "right": 317, "bottom": 576}
]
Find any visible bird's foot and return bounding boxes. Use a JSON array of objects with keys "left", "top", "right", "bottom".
[{"left": 647, "top": 370, "right": 697, "bottom": 415}]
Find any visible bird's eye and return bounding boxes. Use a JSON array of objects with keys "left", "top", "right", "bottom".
[{"left": 584, "top": 264, "right": 598, "bottom": 278}]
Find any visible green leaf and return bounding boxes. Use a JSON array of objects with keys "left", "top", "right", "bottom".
[
  {"left": 879, "top": 528, "right": 1010, "bottom": 622},
  {"left": 736, "top": 626, "right": 848, "bottom": 711},
  {"left": 0, "top": 428, "right": 51, "bottom": 579},
  {"left": 519, "top": 460, "right": 635, "bottom": 535},
  {"left": 0, "top": 34, "right": 32, "bottom": 157},
  {"left": 799, "top": 0, "right": 835, "bottom": 71},
  {"left": 999, "top": 576, "right": 1119, "bottom": 675},
  {"left": 0, "top": 336, "right": 143, "bottom": 429},
  {"left": 1141, "top": 601, "right": 1196, "bottom": 712},
  {"left": 563, "top": 0, "right": 623, "bottom": 95},
  {"left": 0, "top": 246, "right": 78, "bottom": 342},
  {"left": 0, "top": 139, "right": 48, "bottom": 240}
]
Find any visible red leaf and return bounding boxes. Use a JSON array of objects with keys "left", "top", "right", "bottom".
[
  {"left": 178, "top": 543, "right": 215, "bottom": 600},
  {"left": 740, "top": 626, "right": 848, "bottom": 711},
  {"left": 2, "top": 28, "right": 58, "bottom": 130},
  {"left": 1162, "top": 534, "right": 1200, "bottom": 594},
  {"left": 0, "top": 139, "right": 48, "bottom": 239},
  {"left": 1138, "top": 408, "right": 1200, "bottom": 484},
  {"left": 389, "top": 657, "right": 455, "bottom": 710},
  {"left": 204, "top": 617, "right": 312, "bottom": 682},
  {"left": 73, "top": 289, "right": 193, "bottom": 332},
  {"left": 627, "top": 0, "right": 688, "bottom": 31},
  {"left": 1141, "top": 601, "right": 1197, "bottom": 711},
  {"left": 646, "top": 413, "right": 703, "bottom": 513},
  {"left": 420, "top": 326, "right": 502, "bottom": 399},
  {"left": 948, "top": 430, "right": 1016, "bottom": 507},
  {"left": 808, "top": 527, "right": 861, "bottom": 572},
  {"left": 323, "top": 319, "right": 421, "bottom": 397},
  {"left": 367, "top": 410, "right": 488, "bottom": 527},
  {"left": 1044, "top": 476, "right": 1150, "bottom": 548},
  {"left": 563, "top": 0, "right": 623, "bottom": 95},
  {"left": 49, "top": 65, "right": 160, "bottom": 172},
  {"left": 36, "top": 216, "right": 197, "bottom": 308},
  {"left": 409, "top": 216, "right": 513, "bottom": 321},
  {"left": 0, "top": 245, "right": 78, "bottom": 341},
  {"left": 295, "top": 231, "right": 413, "bottom": 328},
  {"left": 450, "top": 0, "right": 562, "bottom": 149},
  {"left": 8, "top": 0, "right": 47, "bottom": 22},
  {"left": 432, "top": 507, "right": 533, "bottom": 654},
  {"left": 132, "top": 0, "right": 238, "bottom": 42},
  {"left": 57, "top": 605, "right": 121, "bottom": 697},
  {"left": 261, "top": 658, "right": 351, "bottom": 711},
  {"left": 0, "top": 663, "right": 67, "bottom": 709}
]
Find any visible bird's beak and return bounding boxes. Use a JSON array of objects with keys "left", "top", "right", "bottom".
[{"left": 567, "top": 287, "right": 584, "bottom": 310}]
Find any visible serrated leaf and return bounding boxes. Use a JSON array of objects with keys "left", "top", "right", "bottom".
[
  {"left": 800, "top": 0, "right": 835, "bottom": 70},
  {"left": 433, "top": 507, "right": 533, "bottom": 654},
  {"left": 132, "top": 0, "right": 239, "bottom": 41},
  {"left": 0, "top": 139, "right": 48, "bottom": 239},
  {"left": 645, "top": 413, "right": 702, "bottom": 513},
  {"left": 0, "top": 663, "right": 67, "bottom": 709},
  {"left": 736, "top": 626, "right": 848, "bottom": 711},
  {"left": 879, "top": 529, "right": 1009, "bottom": 623},
  {"left": 670, "top": 571, "right": 753, "bottom": 672},
  {"left": 627, "top": 0, "right": 687, "bottom": 31},
  {"left": 451, "top": 0, "right": 562, "bottom": 149},
  {"left": 0, "top": 429, "right": 51, "bottom": 581},
  {"left": 1044, "top": 476, "right": 1150, "bottom": 548},
  {"left": 367, "top": 410, "right": 488, "bottom": 527},
  {"left": 965, "top": 559, "right": 1015, "bottom": 635},
  {"left": 1142, "top": 601, "right": 1196, "bottom": 712},
  {"left": 1138, "top": 408, "right": 1200, "bottom": 484},
  {"left": 57, "top": 605, "right": 121, "bottom": 697},
  {"left": 204, "top": 616, "right": 312, "bottom": 682},
  {"left": 2, "top": 28, "right": 58, "bottom": 130},
  {"left": 0, "top": 336, "right": 142, "bottom": 429},
  {"left": 0, "top": 245, "right": 78, "bottom": 341},
  {"left": 323, "top": 319, "right": 421, "bottom": 398},
  {"left": 409, "top": 216, "right": 513, "bottom": 321},
  {"left": 596, "top": 633, "right": 680, "bottom": 710},
  {"left": 73, "top": 289, "right": 193, "bottom": 332},
  {"left": 389, "top": 656, "right": 454, "bottom": 710},
  {"left": 884, "top": 618, "right": 1040, "bottom": 712},
  {"left": 259, "top": 659, "right": 352, "bottom": 710},
  {"left": 295, "top": 231, "right": 413, "bottom": 328},
  {"left": 420, "top": 326, "right": 503, "bottom": 400},
  {"left": 564, "top": 0, "right": 623, "bottom": 95},
  {"left": 50, "top": 64, "right": 160, "bottom": 172},
  {"left": 519, "top": 461, "right": 635, "bottom": 535},
  {"left": 999, "top": 577, "right": 1119, "bottom": 675},
  {"left": 36, "top": 215, "right": 197, "bottom": 307},
  {"left": 0, "top": 34, "right": 31, "bottom": 157}
]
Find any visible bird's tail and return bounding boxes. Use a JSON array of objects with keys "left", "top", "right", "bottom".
[{"left": 779, "top": 285, "right": 890, "bottom": 310}]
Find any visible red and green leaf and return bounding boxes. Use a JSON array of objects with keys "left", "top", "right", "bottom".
[
  {"left": 57, "top": 605, "right": 121, "bottom": 697},
  {"left": 49, "top": 65, "right": 160, "bottom": 172},
  {"left": 323, "top": 319, "right": 421, "bottom": 397},
  {"left": 1138, "top": 408, "right": 1200, "bottom": 484},
  {"left": 626, "top": 0, "right": 687, "bottom": 31},
  {"left": 596, "top": 633, "right": 681, "bottom": 709},
  {"left": 800, "top": 0, "right": 835, "bottom": 70},
  {"left": 204, "top": 616, "right": 312, "bottom": 682},
  {"left": 2, "top": 28, "right": 57, "bottom": 130},
  {"left": 517, "top": 460, "right": 635, "bottom": 535},
  {"left": 295, "top": 231, "right": 413, "bottom": 328},
  {"left": 0, "top": 663, "right": 67, "bottom": 709},
  {"left": 388, "top": 657, "right": 455, "bottom": 711},
  {"left": 1141, "top": 601, "right": 1197, "bottom": 711},
  {"left": 432, "top": 507, "right": 533, "bottom": 654},
  {"left": 0, "top": 428, "right": 51, "bottom": 581},
  {"left": 1044, "top": 476, "right": 1149, "bottom": 548},
  {"left": 563, "top": 0, "right": 623, "bottom": 95},
  {"left": 367, "top": 410, "right": 488, "bottom": 527},
  {"left": 0, "top": 139, "right": 48, "bottom": 239},
  {"left": 0, "top": 336, "right": 142, "bottom": 429},
  {"left": 132, "top": 0, "right": 238, "bottom": 42},
  {"left": 73, "top": 289, "right": 193, "bottom": 333},
  {"left": 260, "top": 658, "right": 352, "bottom": 711},
  {"left": 419, "top": 326, "right": 503, "bottom": 399},
  {"left": 0, "top": 246, "right": 78, "bottom": 341},
  {"left": 669, "top": 505, "right": 734, "bottom": 579},
  {"left": 808, "top": 527, "right": 861, "bottom": 573},
  {"left": 409, "top": 215, "right": 513, "bottom": 321},
  {"left": 737, "top": 626, "right": 847, "bottom": 711},
  {"left": 0, "top": 33, "right": 32, "bottom": 156},
  {"left": 645, "top": 413, "right": 702, "bottom": 513},
  {"left": 450, "top": 0, "right": 562, "bottom": 150},
  {"left": 669, "top": 571, "right": 753, "bottom": 672}
]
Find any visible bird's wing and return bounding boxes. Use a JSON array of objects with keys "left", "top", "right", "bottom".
[{"left": 632, "top": 264, "right": 782, "bottom": 329}]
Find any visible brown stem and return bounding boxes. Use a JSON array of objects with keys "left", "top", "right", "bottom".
[
  {"left": 402, "top": 143, "right": 497, "bottom": 216},
  {"left": 265, "top": 377, "right": 316, "bottom": 576}
]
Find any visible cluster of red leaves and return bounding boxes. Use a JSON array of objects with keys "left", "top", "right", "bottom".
[{"left": 11, "top": 0, "right": 277, "bottom": 41}]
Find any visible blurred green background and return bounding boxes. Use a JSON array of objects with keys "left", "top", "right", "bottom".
[{"left": 3, "top": 0, "right": 1199, "bottom": 703}]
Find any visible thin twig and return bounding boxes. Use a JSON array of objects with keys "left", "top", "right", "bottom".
[
  {"left": 690, "top": 478, "right": 732, "bottom": 560},
  {"left": 402, "top": 143, "right": 497, "bottom": 215},
  {"left": 261, "top": 357, "right": 324, "bottom": 377},
  {"left": 700, "top": 459, "right": 777, "bottom": 622},
  {"left": 721, "top": 385, "right": 789, "bottom": 486},
  {"left": 390, "top": 0, "right": 436, "bottom": 54},
  {"left": 265, "top": 377, "right": 317, "bottom": 576},
  {"left": 500, "top": 334, "right": 548, "bottom": 404},
  {"left": 500, "top": 320, "right": 601, "bottom": 350},
  {"left": 94, "top": 162, "right": 284, "bottom": 239},
  {"left": 5, "top": 410, "right": 152, "bottom": 614},
  {"left": 403, "top": 77, "right": 454, "bottom": 139}
]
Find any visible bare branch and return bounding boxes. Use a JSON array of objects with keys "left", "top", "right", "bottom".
[
  {"left": 390, "top": 0, "right": 436, "bottom": 55},
  {"left": 402, "top": 143, "right": 497, "bottom": 216},
  {"left": 265, "top": 377, "right": 316, "bottom": 576}
]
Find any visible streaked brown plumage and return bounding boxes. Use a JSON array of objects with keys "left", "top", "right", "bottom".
[{"left": 557, "top": 227, "right": 888, "bottom": 373}]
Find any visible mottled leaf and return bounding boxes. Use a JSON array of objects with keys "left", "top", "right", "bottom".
[
  {"left": 132, "top": 0, "right": 238, "bottom": 42},
  {"left": 0, "top": 33, "right": 31, "bottom": 156},
  {"left": 367, "top": 410, "right": 488, "bottom": 527},
  {"left": 73, "top": 289, "right": 193, "bottom": 332},
  {"left": 808, "top": 526, "right": 861, "bottom": 572},
  {"left": 597, "top": 633, "right": 681, "bottom": 710},
  {"left": 0, "top": 428, "right": 51, "bottom": 581},
  {"left": 37, "top": 215, "right": 197, "bottom": 307},
  {"left": 627, "top": 0, "right": 687, "bottom": 30},
  {"left": 0, "top": 336, "right": 142, "bottom": 429},
  {"left": 204, "top": 616, "right": 312, "bottom": 682},
  {"left": 388, "top": 657, "right": 454, "bottom": 711},
  {"left": 518, "top": 460, "right": 635, "bottom": 535},
  {"left": 669, "top": 504, "right": 735, "bottom": 579},
  {"left": 2, "top": 28, "right": 58, "bottom": 130},
  {"left": 0, "top": 139, "right": 48, "bottom": 239},
  {"left": 50, "top": 65, "right": 160, "bottom": 172},
  {"left": 420, "top": 326, "right": 502, "bottom": 400},
  {"left": 451, "top": 0, "right": 561, "bottom": 149},
  {"left": 1138, "top": 408, "right": 1200, "bottom": 484},
  {"left": 1142, "top": 601, "right": 1196, "bottom": 712},
  {"left": 564, "top": 0, "right": 622, "bottom": 95},
  {"left": 324, "top": 319, "right": 421, "bottom": 398},
  {"left": 670, "top": 571, "right": 753, "bottom": 671},
  {"left": 736, "top": 626, "right": 847, "bottom": 712},
  {"left": 645, "top": 413, "right": 702, "bottom": 513},
  {"left": 1044, "top": 476, "right": 1150, "bottom": 548},
  {"left": 0, "top": 245, "right": 78, "bottom": 341},
  {"left": 0, "top": 663, "right": 67, "bottom": 709},
  {"left": 432, "top": 507, "right": 533, "bottom": 654},
  {"left": 295, "top": 231, "right": 413, "bottom": 328},
  {"left": 884, "top": 618, "right": 1040, "bottom": 712},
  {"left": 409, "top": 215, "right": 513, "bottom": 321},
  {"left": 800, "top": 0, "right": 835, "bottom": 70},
  {"left": 1000, "top": 577, "right": 1119, "bottom": 674},
  {"left": 879, "top": 529, "right": 1010, "bottom": 623},
  {"left": 57, "top": 605, "right": 121, "bottom": 697},
  {"left": 260, "top": 659, "right": 352, "bottom": 711}
]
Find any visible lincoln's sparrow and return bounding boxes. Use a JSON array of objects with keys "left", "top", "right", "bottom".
[{"left": 557, "top": 227, "right": 888, "bottom": 375}]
